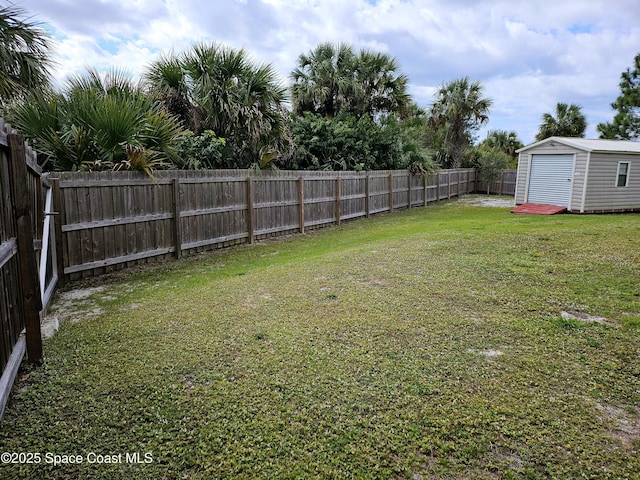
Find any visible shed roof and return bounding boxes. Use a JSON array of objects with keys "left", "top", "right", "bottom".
[{"left": 517, "top": 137, "right": 640, "bottom": 154}]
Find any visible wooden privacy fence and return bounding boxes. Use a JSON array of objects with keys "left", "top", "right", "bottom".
[
  {"left": 1, "top": 121, "right": 57, "bottom": 419},
  {"left": 50, "top": 168, "right": 480, "bottom": 281},
  {"left": 477, "top": 169, "right": 517, "bottom": 196}
]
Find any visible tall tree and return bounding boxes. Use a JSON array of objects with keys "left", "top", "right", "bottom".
[
  {"left": 0, "top": 4, "right": 52, "bottom": 108},
  {"left": 429, "top": 77, "right": 492, "bottom": 168},
  {"left": 535, "top": 102, "right": 586, "bottom": 141},
  {"left": 352, "top": 50, "right": 410, "bottom": 120},
  {"left": 291, "top": 43, "right": 410, "bottom": 121},
  {"left": 290, "top": 42, "right": 357, "bottom": 119},
  {"left": 597, "top": 53, "right": 640, "bottom": 140},
  {"left": 145, "top": 42, "right": 289, "bottom": 165}
]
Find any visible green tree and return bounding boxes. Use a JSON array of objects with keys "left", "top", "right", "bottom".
[
  {"left": 479, "top": 130, "right": 523, "bottom": 157},
  {"left": 288, "top": 43, "right": 418, "bottom": 172},
  {"left": 597, "top": 53, "right": 640, "bottom": 140},
  {"left": 284, "top": 112, "right": 435, "bottom": 172},
  {"left": 352, "top": 50, "right": 410, "bottom": 120},
  {"left": 285, "top": 113, "right": 393, "bottom": 170},
  {"left": 535, "top": 102, "right": 586, "bottom": 141},
  {"left": 475, "top": 148, "right": 511, "bottom": 195},
  {"left": 145, "top": 42, "right": 289, "bottom": 166},
  {"left": 478, "top": 129, "right": 523, "bottom": 168},
  {"left": 7, "top": 68, "right": 185, "bottom": 173},
  {"left": 429, "top": 77, "right": 492, "bottom": 168},
  {"left": 174, "top": 130, "right": 226, "bottom": 170},
  {"left": 290, "top": 43, "right": 409, "bottom": 121},
  {"left": 0, "top": 4, "right": 52, "bottom": 108}
]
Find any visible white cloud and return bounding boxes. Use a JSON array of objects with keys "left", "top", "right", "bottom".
[{"left": 17, "top": 0, "right": 640, "bottom": 146}]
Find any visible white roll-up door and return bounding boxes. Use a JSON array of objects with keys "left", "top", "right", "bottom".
[{"left": 527, "top": 154, "right": 573, "bottom": 206}]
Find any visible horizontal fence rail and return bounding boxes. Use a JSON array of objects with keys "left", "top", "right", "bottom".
[{"left": 48, "top": 168, "right": 511, "bottom": 281}]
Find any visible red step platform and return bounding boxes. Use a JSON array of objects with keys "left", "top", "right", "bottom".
[{"left": 511, "top": 203, "right": 567, "bottom": 215}]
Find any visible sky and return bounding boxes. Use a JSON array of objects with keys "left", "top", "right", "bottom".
[{"left": 17, "top": 0, "right": 640, "bottom": 145}]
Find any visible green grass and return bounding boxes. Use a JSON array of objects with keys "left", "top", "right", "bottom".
[{"left": 1, "top": 199, "right": 639, "bottom": 479}]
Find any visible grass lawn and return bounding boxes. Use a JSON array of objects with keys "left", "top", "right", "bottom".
[{"left": 1, "top": 198, "right": 639, "bottom": 479}]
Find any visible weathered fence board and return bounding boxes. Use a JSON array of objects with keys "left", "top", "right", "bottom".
[{"left": 1, "top": 121, "right": 56, "bottom": 420}]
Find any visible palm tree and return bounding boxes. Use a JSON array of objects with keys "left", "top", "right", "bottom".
[
  {"left": 429, "top": 77, "right": 492, "bottom": 168},
  {"left": 145, "top": 42, "right": 288, "bottom": 165},
  {"left": 8, "top": 68, "right": 185, "bottom": 172},
  {"left": 144, "top": 51, "right": 192, "bottom": 129},
  {"left": 0, "top": 4, "right": 52, "bottom": 108},
  {"left": 480, "top": 130, "right": 523, "bottom": 158},
  {"left": 535, "top": 102, "right": 587, "bottom": 140},
  {"left": 291, "top": 43, "right": 410, "bottom": 122},
  {"left": 353, "top": 50, "right": 410, "bottom": 120},
  {"left": 290, "top": 42, "right": 357, "bottom": 119}
]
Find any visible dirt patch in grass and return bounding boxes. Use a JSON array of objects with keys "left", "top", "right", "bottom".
[
  {"left": 42, "top": 286, "right": 107, "bottom": 338},
  {"left": 595, "top": 403, "right": 640, "bottom": 451},
  {"left": 467, "top": 348, "right": 504, "bottom": 359},
  {"left": 457, "top": 194, "right": 515, "bottom": 208},
  {"left": 561, "top": 310, "right": 611, "bottom": 325}
]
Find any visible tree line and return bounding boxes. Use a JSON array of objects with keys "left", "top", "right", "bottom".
[{"left": 1, "top": 4, "right": 638, "bottom": 176}]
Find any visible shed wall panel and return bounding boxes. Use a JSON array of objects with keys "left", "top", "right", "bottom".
[
  {"left": 583, "top": 153, "right": 640, "bottom": 211},
  {"left": 568, "top": 151, "right": 588, "bottom": 211},
  {"left": 514, "top": 154, "right": 528, "bottom": 204}
]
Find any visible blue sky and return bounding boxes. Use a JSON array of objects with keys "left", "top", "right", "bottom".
[{"left": 19, "top": 0, "right": 640, "bottom": 145}]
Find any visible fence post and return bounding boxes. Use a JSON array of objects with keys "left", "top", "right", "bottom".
[
  {"left": 447, "top": 171, "right": 451, "bottom": 199},
  {"left": 365, "top": 173, "right": 370, "bottom": 218},
  {"left": 499, "top": 170, "right": 504, "bottom": 196},
  {"left": 298, "top": 176, "right": 305, "bottom": 234},
  {"left": 423, "top": 174, "right": 428, "bottom": 206},
  {"left": 246, "top": 176, "right": 254, "bottom": 244},
  {"left": 172, "top": 178, "right": 182, "bottom": 258},
  {"left": 467, "top": 170, "right": 471, "bottom": 194},
  {"left": 50, "top": 177, "right": 66, "bottom": 287},
  {"left": 407, "top": 171, "right": 412, "bottom": 209},
  {"left": 7, "top": 134, "right": 42, "bottom": 364},
  {"left": 388, "top": 173, "right": 393, "bottom": 212},
  {"left": 335, "top": 176, "right": 341, "bottom": 225}
]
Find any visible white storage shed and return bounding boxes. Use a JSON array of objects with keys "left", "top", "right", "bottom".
[{"left": 515, "top": 137, "right": 640, "bottom": 213}]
